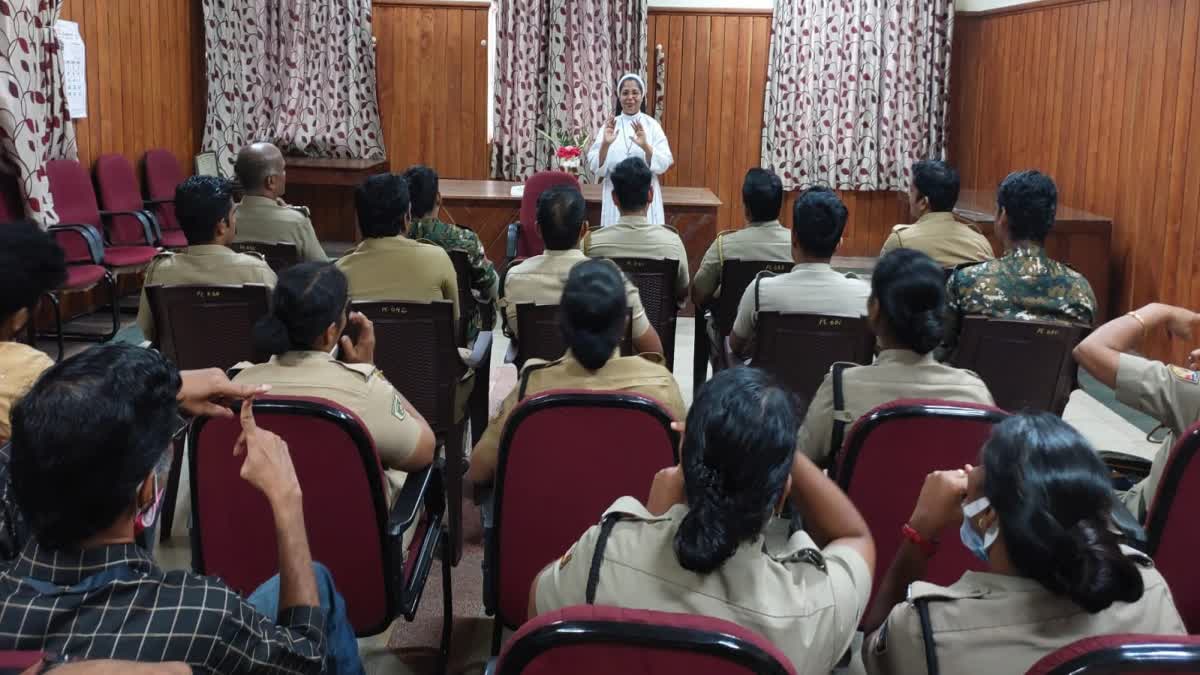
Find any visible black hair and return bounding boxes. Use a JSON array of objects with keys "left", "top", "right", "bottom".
[
  {"left": 0, "top": 220, "right": 66, "bottom": 323},
  {"left": 536, "top": 184, "right": 586, "bottom": 250},
  {"left": 742, "top": 168, "right": 784, "bottom": 223},
  {"left": 610, "top": 157, "right": 653, "bottom": 213},
  {"left": 870, "top": 248, "right": 946, "bottom": 354},
  {"left": 912, "top": 160, "right": 960, "bottom": 212},
  {"left": 613, "top": 76, "right": 647, "bottom": 115},
  {"left": 253, "top": 262, "right": 348, "bottom": 356},
  {"left": 175, "top": 175, "right": 234, "bottom": 245},
  {"left": 402, "top": 164, "right": 439, "bottom": 219},
  {"left": 982, "top": 413, "right": 1145, "bottom": 612},
  {"left": 560, "top": 260, "right": 627, "bottom": 370},
  {"left": 10, "top": 343, "right": 181, "bottom": 549},
  {"left": 997, "top": 170, "right": 1057, "bottom": 243},
  {"left": 792, "top": 186, "right": 848, "bottom": 259},
  {"left": 674, "top": 367, "right": 800, "bottom": 574},
  {"left": 355, "top": 173, "right": 410, "bottom": 238}
]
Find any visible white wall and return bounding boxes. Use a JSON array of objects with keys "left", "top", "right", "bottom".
[
  {"left": 647, "top": 0, "right": 774, "bottom": 8},
  {"left": 954, "top": 0, "right": 1039, "bottom": 10}
]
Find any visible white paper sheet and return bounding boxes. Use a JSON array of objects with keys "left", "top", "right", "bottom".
[{"left": 55, "top": 20, "right": 87, "bottom": 119}]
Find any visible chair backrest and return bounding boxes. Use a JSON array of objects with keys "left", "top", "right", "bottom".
[
  {"left": 448, "top": 248, "right": 480, "bottom": 347},
  {"left": 518, "top": 171, "right": 581, "bottom": 258},
  {"left": 952, "top": 317, "right": 1087, "bottom": 414},
  {"left": 1025, "top": 634, "right": 1200, "bottom": 675},
  {"left": 0, "top": 172, "right": 23, "bottom": 224},
  {"left": 45, "top": 159, "right": 102, "bottom": 229},
  {"left": 0, "top": 650, "right": 44, "bottom": 674},
  {"left": 752, "top": 312, "right": 874, "bottom": 404},
  {"left": 1145, "top": 421, "right": 1200, "bottom": 633},
  {"left": 229, "top": 240, "right": 300, "bottom": 274},
  {"left": 514, "top": 303, "right": 634, "bottom": 367},
  {"left": 145, "top": 284, "right": 270, "bottom": 371},
  {"left": 836, "top": 399, "right": 1008, "bottom": 619},
  {"left": 608, "top": 257, "right": 679, "bottom": 371},
  {"left": 491, "top": 391, "right": 679, "bottom": 629},
  {"left": 712, "top": 260, "right": 794, "bottom": 337},
  {"left": 189, "top": 396, "right": 397, "bottom": 635},
  {"left": 496, "top": 605, "right": 796, "bottom": 675},
  {"left": 94, "top": 153, "right": 149, "bottom": 246},
  {"left": 143, "top": 149, "right": 185, "bottom": 232}
]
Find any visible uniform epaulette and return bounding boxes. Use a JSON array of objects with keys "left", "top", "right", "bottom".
[
  {"left": 663, "top": 223, "right": 680, "bottom": 235},
  {"left": 891, "top": 223, "right": 913, "bottom": 233},
  {"left": 634, "top": 352, "right": 665, "bottom": 365},
  {"left": 518, "top": 356, "right": 565, "bottom": 398},
  {"left": 238, "top": 249, "right": 267, "bottom": 262},
  {"left": 333, "top": 361, "right": 377, "bottom": 380},
  {"left": 287, "top": 204, "right": 311, "bottom": 218},
  {"left": 601, "top": 495, "right": 669, "bottom": 522},
  {"left": 906, "top": 580, "right": 985, "bottom": 603}
]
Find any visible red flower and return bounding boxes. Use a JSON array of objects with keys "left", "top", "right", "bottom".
[{"left": 556, "top": 146, "right": 581, "bottom": 159}]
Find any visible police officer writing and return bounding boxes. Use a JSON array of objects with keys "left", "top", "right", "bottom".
[
  {"left": 863, "top": 414, "right": 1184, "bottom": 674},
  {"left": 532, "top": 367, "right": 874, "bottom": 674}
]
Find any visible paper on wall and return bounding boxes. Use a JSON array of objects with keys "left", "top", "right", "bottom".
[{"left": 55, "top": 20, "right": 87, "bottom": 119}]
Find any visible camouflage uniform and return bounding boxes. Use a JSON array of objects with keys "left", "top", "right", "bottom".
[
  {"left": 943, "top": 244, "right": 1097, "bottom": 353},
  {"left": 409, "top": 216, "right": 499, "bottom": 343}
]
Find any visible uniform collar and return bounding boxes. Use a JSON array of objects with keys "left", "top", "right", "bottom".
[
  {"left": 615, "top": 214, "right": 653, "bottom": 228},
  {"left": 913, "top": 211, "right": 960, "bottom": 228},
  {"left": 561, "top": 348, "right": 624, "bottom": 373},
  {"left": 1005, "top": 243, "right": 1048, "bottom": 259},
  {"left": 9, "top": 539, "right": 156, "bottom": 586},
  {"left": 275, "top": 350, "right": 337, "bottom": 366},
  {"left": 875, "top": 349, "right": 937, "bottom": 367},
  {"left": 410, "top": 216, "right": 448, "bottom": 232},
  {"left": 356, "top": 235, "right": 417, "bottom": 251},
  {"left": 183, "top": 244, "right": 235, "bottom": 256},
  {"left": 543, "top": 248, "right": 586, "bottom": 259},
  {"left": 747, "top": 219, "right": 785, "bottom": 230},
  {"left": 956, "top": 570, "right": 1052, "bottom": 593},
  {"left": 788, "top": 261, "right": 834, "bottom": 273},
  {"left": 240, "top": 195, "right": 280, "bottom": 208}
]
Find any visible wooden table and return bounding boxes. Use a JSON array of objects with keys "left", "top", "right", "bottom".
[
  {"left": 954, "top": 189, "right": 1113, "bottom": 320},
  {"left": 438, "top": 179, "right": 722, "bottom": 280},
  {"left": 285, "top": 157, "right": 390, "bottom": 241}
]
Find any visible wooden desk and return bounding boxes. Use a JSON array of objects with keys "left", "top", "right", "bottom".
[
  {"left": 954, "top": 189, "right": 1113, "bottom": 319},
  {"left": 285, "top": 157, "right": 390, "bottom": 241},
  {"left": 438, "top": 179, "right": 722, "bottom": 280}
]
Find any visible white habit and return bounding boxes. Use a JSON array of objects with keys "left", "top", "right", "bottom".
[{"left": 587, "top": 111, "right": 674, "bottom": 228}]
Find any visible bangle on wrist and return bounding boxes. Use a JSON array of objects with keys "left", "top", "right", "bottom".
[{"left": 901, "top": 522, "right": 939, "bottom": 558}]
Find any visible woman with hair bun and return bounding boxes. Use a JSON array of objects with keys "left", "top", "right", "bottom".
[
  {"left": 863, "top": 413, "right": 1185, "bottom": 674},
  {"left": 797, "top": 248, "right": 994, "bottom": 467},
  {"left": 233, "top": 262, "right": 435, "bottom": 496},
  {"left": 531, "top": 367, "right": 875, "bottom": 674},
  {"left": 468, "top": 258, "right": 685, "bottom": 485}
]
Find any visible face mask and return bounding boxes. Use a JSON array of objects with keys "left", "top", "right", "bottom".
[
  {"left": 135, "top": 474, "right": 165, "bottom": 535},
  {"left": 959, "top": 496, "right": 999, "bottom": 562}
]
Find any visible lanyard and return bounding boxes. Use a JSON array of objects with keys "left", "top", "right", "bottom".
[{"left": 18, "top": 564, "right": 141, "bottom": 597}]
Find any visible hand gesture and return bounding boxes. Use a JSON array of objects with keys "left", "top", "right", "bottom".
[
  {"left": 647, "top": 465, "right": 686, "bottom": 515},
  {"left": 908, "top": 466, "right": 971, "bottom": 539},
  {"left": 603, "top": 118, "right": 618, "bottom": 145},
  {"left": 631, "top": 120, "right": 649, "bottom": 150},
  {"left": 234, "top": 397, "right": 302, "bottom": 507},
  {"left": 339, "top": 311, "right": 376, "bottom": 365},
  {"left": 177, "top": 368, "right": 270, "bottom": 418}
]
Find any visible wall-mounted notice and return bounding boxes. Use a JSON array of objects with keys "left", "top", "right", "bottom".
[{"left": 55, "top": 20, "right": 87, "bottom": 119}]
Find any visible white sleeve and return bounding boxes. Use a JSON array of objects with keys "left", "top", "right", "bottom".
[
  {"left": 647, "top": 117, "right": 673, "bottom": 174},
  {"left": 587, "top": 126, "right": 609, "bottom": 177}
]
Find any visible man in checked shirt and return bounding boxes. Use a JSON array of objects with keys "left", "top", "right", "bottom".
[{"left": 0, "top": 344, "right": 363, "bottom": 673}]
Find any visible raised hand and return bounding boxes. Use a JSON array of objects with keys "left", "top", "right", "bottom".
[
  {"left": 908, "top": 466, "right": 971, "bottom": 539},
  {"left": 234, "top": 396, "right": 302, "bottom": 507},
  {"left": 339, "top": 311, "right": 376, "bottom": 365},
  {"left": 177, "top": 368, "right": 270, "bottom": 418},
  {"left": 632, "top": 120, "right": 649, "bottom": 150},
  {"left": 603, "top": 117, "right": 618, "bottom": 145}
]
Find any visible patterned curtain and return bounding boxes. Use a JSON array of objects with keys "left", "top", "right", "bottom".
[
  {"left": 201, "top": 0, "right": 386, "bottom": 177},
  {"left": 0, "top": 0, "right": 77, "bottom": 225},
  {"left": 761, "top": 0, "right": 954, "bottom": 191},
  {"left": 491, "top": 0, "right": 647, "bottom": 181}
]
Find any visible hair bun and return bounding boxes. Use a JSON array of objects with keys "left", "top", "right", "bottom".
[
  {"left": 1057, "top": 517, "right": 1143, "bottom": 612},
  {"left": 252, "top": 314, "right": 291, "bottom": 357}
]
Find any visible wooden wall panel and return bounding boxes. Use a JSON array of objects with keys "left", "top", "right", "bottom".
[
  {"left": 60, "top": 0, "right": 204, "bottom": 175},
  {"left": 951, "top": 0, "right": 1200, "bottom": 363},
  {"left": 645, "top": 9, "right": 906, "bottom": 256}
]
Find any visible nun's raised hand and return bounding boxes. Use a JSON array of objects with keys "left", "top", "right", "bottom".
[
  {"left": 603, "top": 118, "right": 618, "bottom": 145},
  {"left": 632, "top": 120, "right": 649, "bottom": 151}
]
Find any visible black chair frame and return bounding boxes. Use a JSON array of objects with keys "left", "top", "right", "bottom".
[
  {"left": 39, "top": 224, "right": 121, "bottom": 356},
  {"left": 1042, "top": 640, "right": 1200, "bottom": 674}
]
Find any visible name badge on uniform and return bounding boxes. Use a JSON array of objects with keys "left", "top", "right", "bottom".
[
  {"left": 1169, "top": 365, "right": 1200, "bottom": 385},
  {"left": 392, "top": 395, "right": 408, "bottom": 421}
]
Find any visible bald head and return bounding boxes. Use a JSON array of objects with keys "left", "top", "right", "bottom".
[{"left": 235, "top": 142, "right": 286, "bottom": 197}]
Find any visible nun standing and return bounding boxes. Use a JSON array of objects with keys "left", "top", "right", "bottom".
[{"left": 587, "top": 74, "right": 674, "bottom": 228}]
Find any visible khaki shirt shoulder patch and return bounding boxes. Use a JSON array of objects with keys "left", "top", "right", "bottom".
[
  {"left": 1169, "top": 365, "right": 1200, "bottom": 385},
  {"left": 601, "top": 496, "right": 669, "bottom": 522},
  {"left": 907, "top": 580, "right": 985, "bottom": 602},
  {"left": 392, "top": 394, "right": 408, "bottom": 421}
]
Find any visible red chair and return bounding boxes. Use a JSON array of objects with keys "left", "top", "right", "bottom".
[
  {"left": 1025, "top": 634, "right": 1200, "bottom": 674},
  {"left": 506, "top": 171, "right": 581, "bottom": 261},
  {"left": 1144, "top": 421, "right": 1200, "bottom": 633},
  {"left": 0, "top": 650, "right": 44, "bottom": 674},
  {"left": 486, "top": 390, "right": 679, "bottom": 653},
  {"left": 94, "top": 154, "right": 175, "bottom": 248},
  {"left": 835, "top": 399, "right": 1009, "bottom": 622},
  {"left": 188, "top": 396, "right": 451, "bottom": 662},
  {"left": 46, "top": 159, "right": 157, "bottom": 277},
  {"left": 488, "top": 605, "right": 795, "bottom": 675},
  {"left": 142, "top": 148, "right": 186, "bottom": 243}
]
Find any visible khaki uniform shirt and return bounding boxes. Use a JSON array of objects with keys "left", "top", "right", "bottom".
[
  {"left": 798, "top": 350, "right": 995, "bottom": 466},
  {"left": 536, "top": 497, "right": 872, "bottom": 675},
  {"left": 880, "top": 211, "right": 995, "bottom": 268},
  {"left": 233, "top": 196, "right": 328, "bottom": 263},
  {"left": 731, "top": 262, "right": 871, "bottom": 340},
  {"left": 691, "top": 220, "right": 792, "bottom": 302},
  {"left": 335, "top": 236, "right": 460, "bottom": 322},
  {"left": 583, "top": 215, "right": 690, "bottom": 298},
  {"left": 136, "top": 245, "right": 277, "bottom": 344},
  {"left": 501, "top": 249, "right": 650, "bottom": 338},
  {"left": 232, "top": 351, "right": 423, "bottom": 493},
  {"left": 0, "top": 342, "right": 53, "bottom": 444},
  {"left": 1115, "top": 354, "right": 1200, "bottom": 521},
  {"left": 471, "top": 351, "right": 686, "bottom": 483},
  {"left": 864, "top": 549, "right": 1185, "bottom": 675}
]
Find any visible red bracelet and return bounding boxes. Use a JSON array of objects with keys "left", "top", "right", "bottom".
[{"left": 901, "top": 523, "right": 939, "bottom": 557}]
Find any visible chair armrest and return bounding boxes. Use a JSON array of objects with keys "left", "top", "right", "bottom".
[
  {"left": 47, "top": 223, "right": 105, "bottom": 264},
  {"left": 506, "top": 222, "right": 520, "bottom": 263},
  {"left": 99, "top": 209, "right": 159, "bottom": 246},
  {"left": 387, "top": 457, "right": 438, "bottom": 538},
  {"left": 143, "top": 197, "right": 174, "bottom": 207},
  {"left": 462, "top": 331, "right": 493, "bottom": 370},
  {"left": 1099, "top": 450, "right": 1153, "bottom": 480}
]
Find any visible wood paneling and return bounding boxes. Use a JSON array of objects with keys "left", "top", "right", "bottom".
[
  {"left": 60, "top": 0, "right": 204, "bottom": 175},
  {"left": 951, "top": 0, "right": 1200, "bottom": 362},
  {"left": 645, "top": 9, "right": 906, "bottom": 255}
]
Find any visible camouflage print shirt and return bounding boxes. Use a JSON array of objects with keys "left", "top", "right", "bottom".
[
  {"left": 409, "top": 216, "right": 499, "bottom": 343},
  {"left": 943, "top": 244, "right": 1097, "bottom": 352}
]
